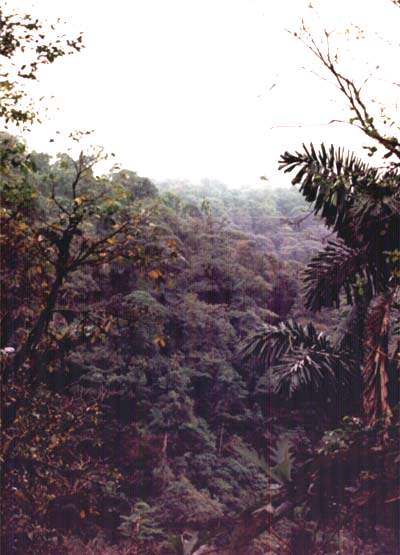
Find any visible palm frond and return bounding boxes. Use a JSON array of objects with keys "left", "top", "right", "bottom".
[
  {"left": 279, "top": 143, "right": 375, "bottom": 229},
  {"left": 272, "top": 347, "right": 354, "bottom": 398},
  {"left": 239, "top": 319, "right": 330, "bottom": 367},
  {"left": 303, "top": 240, "right": 386, "bottom": 311},
  {"left": 279, "top": 144, "right": 400, "bottom": 251},
  {"left": 350, "top": 185, "right": 400, "bottom": 256},
  {"left": 240, "top": 320, "right": 355, "bottom": 398}
]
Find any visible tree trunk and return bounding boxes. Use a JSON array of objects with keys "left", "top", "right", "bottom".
[
  {"left": 362, "top": 293, "right": 393, "bottom": 425},
  {"left": 3, "top": 272, "right": 64, "bottom": 383}
]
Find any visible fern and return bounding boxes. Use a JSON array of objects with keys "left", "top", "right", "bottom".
[{"left": 267, "top": 436, "right": 294, "bottom": 485}]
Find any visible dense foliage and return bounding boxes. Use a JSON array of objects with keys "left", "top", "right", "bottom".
[
  {"left": 1, "top": 136, "right": 398, "bottom": 554},
  {"left": 1, "top": 3, "right": 399, "bottom": 555},
  {"left": 0, "top": 136, "right": 316, "bottom": 551}
]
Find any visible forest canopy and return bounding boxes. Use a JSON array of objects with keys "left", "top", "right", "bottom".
[{"left": 0, "top": 2, "right": 399, "bottom": 555}]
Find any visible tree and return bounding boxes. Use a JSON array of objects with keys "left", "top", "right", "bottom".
[
  {"left": 293, "top": 17, "right": 400, "bottom": 166},
  {"left": 0, "top": 3, "right": 83, "bottom": 126},
  {"left": 111, "top": 170, "right": 158, "bottom": 200},
  {"left": 1, "top": 142, "right": 153, "bottom": 407},
  {"left": 243, "top": 5, "right": 400, "bottom": 426}
]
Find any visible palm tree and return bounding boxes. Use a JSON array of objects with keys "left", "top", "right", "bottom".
[{"left": 243, "top": 144, "right": 399, "bottom": 425}]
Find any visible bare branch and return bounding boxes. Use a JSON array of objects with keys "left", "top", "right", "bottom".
[
  {"left": 291, "top": 24, "right": 400, "bottom": 162},
  {"left": 70, "top": 221, "right": 131, "bottom": 269},
  {"left": 270, "top": 119, "right": 349, "bottom": 130}
]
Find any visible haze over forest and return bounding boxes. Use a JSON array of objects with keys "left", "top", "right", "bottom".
[
  {"left": 6, "top": 0, "right": 400, "bottom": 185},
  {"left": 1, "top": 2, "right": 399, "bottom": 555}
]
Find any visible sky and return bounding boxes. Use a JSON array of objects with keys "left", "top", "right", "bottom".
[{"left": 8, "top": 0, "right": 400, "bottom": 186}]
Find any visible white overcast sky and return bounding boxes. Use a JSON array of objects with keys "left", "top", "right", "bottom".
[{"left": 9, "top": 0, "right": 400, "bottom": 186}]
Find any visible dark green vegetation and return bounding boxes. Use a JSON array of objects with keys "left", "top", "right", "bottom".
[
  {"left": 0, "top": 138, "right": 319, "bottom": 551},
  {"left": 1, "top": 3, "right": 399, "bottom": 555},
  {"left": 1, "top": 137, "right": 399, "bottom": 554}
]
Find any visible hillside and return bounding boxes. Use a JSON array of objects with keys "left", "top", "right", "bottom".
[{"left": 1, "top": 136, "right": 399, "bottom": 554}]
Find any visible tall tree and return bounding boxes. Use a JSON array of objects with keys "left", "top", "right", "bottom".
[{"left": 244, "top": 4, "right": 400, "bottom": 425}]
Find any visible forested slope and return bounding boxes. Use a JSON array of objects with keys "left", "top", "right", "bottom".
[
  {"left": 0, "top": 137, "right": 327, "bottom": 551},
  {"left": 2, "top": 134, "right": 399, "bottom": 555},
  {"left": 1, "top": 3, "right": 400, "bottom": 553}
]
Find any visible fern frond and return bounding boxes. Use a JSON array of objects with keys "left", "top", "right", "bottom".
[{"left": 268, "top": 436, "right": 294, "bottom": 484}]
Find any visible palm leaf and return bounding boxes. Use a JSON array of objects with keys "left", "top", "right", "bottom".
[
  {"left": 279, "top": 143, "right": 400, "bottom": 252},
  {"left": 303, "top": 239, "right": 386, "bottom": 311},
  {"left": 239, "top": 319, "right": 330, "bottom": 367},
  {"left": 272, "top": 347, "right": 354, "bottom": 398},
  {"left": 279, "top": 143, "right": 374, "bottom": 231},
  {"left": 240, "top": 320, "right": 355, "bottom": 398}
]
